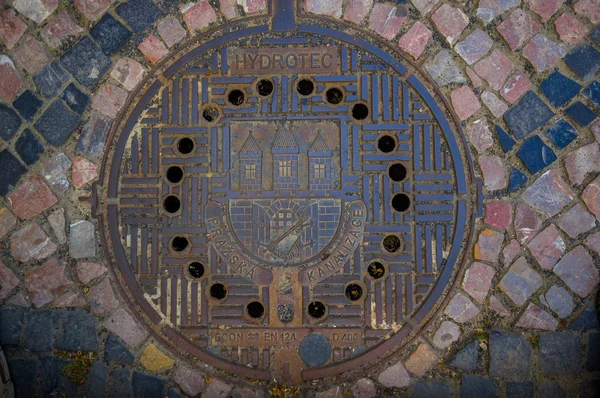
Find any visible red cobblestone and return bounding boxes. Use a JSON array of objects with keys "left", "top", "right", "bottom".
[
  {"left": 110, "top": 58, "right": 145, "bottom": 91},
  {"left": 13, "top": 0, "right": 57, "bottom": 24},
  {"left": 88, "top": 278, "right": 119, "bottom": 315},
  {"left": 466, "top": 67, "right": 483, "bottom": 87},
  {"left": 398, "top": 21, "right": 432, "bottom": 60},
  {"left": 451, "top": 86, "right": 481, "bottom": 121},
  {"left": 405, "top": 344, "right": 437, "bottom": 376},
  {"left": 497, "top": 9, "right": 540, "bottom": 51},
  {"left": 75, "top": 0, "right": 114, "bottom": 21},
  {"left": 474, "top": 229, "right": 504, "bottom": 262},
  {"left": 103, "top": 308, "right": 148, "bottom": 348},
  {"left": 12, "top": 34, "right": 50, "bottom": 74},
  {"left": 240, "top": 0, "right": 266, "bottom": 14},
  {"left": 553, "top": 246, "right": 599, "bottom": 297},
  {"left": 574, "top": 0, "right": 600, "bottom": 23},
  {"left": 138, "top": 35, "right": 169, "bottom": 64},
  {"left": 72, "top": 157, "right": 99, "bottom": 189},
  {"left": 500, "top": 71, "right": 532, "bottom": 104},
  {"left": 478, "top": 155, "right": 507, "bottom": 191},
  {"left": 526, "top": 224, "right": 566, "bottom": 270},
  {"left": 503, "top": 239, "right": 521, "bottom": 266},
  {"left": 0, "top": 260, "right": 19, "bottom": 300},
  {"left": 411, "top": 0, "right": 439, "bottom": 14},
  {"left": 485, "top": 201, "right": 513, "bottom": 229},
  {"left": 523, "top": 34, "right": 567, "bottom": 72},
  {"left": 463, "top": 262, "right": 495, "bottom": 302},
  {"left": 41, "top": 10, "right": 84, "bottom": 49},
  {"left": 585, "top": 231, "right": 600, "bottom": 254},
  {"left": 557, "top": 204, "right": 596, "bottom": 238},
  {"left": 0, "top": 57, "right": 22, "bottom": 102},
  {"left": 583, "top": 175, "right": 600, "bottom": 220},
  {"left": 516, "top": 303, "right": 558, "bottom": 330},
  {"left": 0, "top": 9, "right": 27, "bottom": 49},
  {"left": 10, "top": 222, "right": 57, "bottom": 263},
  {"left": 24, "top": 257, "right": 73, "bottom": 307},
  {"left": 92, "top": 84, "right": 129, "bottom": 118},
  {"left": 474, "top": 49, "right": 514, "bottom": 91},
  {"left": 157, "top": 17, "right": 187, "bottom": 48},
  {"left": 431, "top": 4, "right": 469, "bottom": 45},
  {"left": 368, "top": 4, "right": 406, "bottom": 41},
  {"left": 8, "top": 174, "right": 58, "bottom": 220},
  {"left": 305, "top": 0, "right": 343, "bottom": 18},
  {"left": 174, "top": 365, "right": 205, "bottom": 397},
  {"left": 515, "top": 203, "right": 542, "bottom": 243},
  {"left": 0, "top": 208, "right": 16, "bottom": 239},
  {"left": 181, "top": 1, "right": 217, "bottom": 33},
  {"left": 76, "top": 262, "right": 108, "bottom": 284},
  {"left": 555, "top": 12, "right": 588, "bottom": 46},
  {"left": 343, "top": 0, "right": 372, "bottom": 24},
  {"left": 526, "top": 0, "right": 563, "bottom": 21},
  {"left": 220, "top": 0, "right": 237, "bottom": 19}
]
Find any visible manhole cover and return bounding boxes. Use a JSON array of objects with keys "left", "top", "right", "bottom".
[{"left": 95, "top": 2, "right": 479, "bottom": 385}]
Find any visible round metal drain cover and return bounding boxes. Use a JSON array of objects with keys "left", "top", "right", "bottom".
[{"left": 96, "top": 6, "right": 477, "bottom": 385}]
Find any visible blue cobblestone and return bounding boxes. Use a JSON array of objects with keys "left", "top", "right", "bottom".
[
  {"left": 585, "top": 331, "right": 600, "bottom": 371},
  {"left": 584, "top": 81, "right": 600, "bottom": 105},
  {"left": 449, "top": 339, "right": 478, "bottom": 371},
  {"left": 8, "top": 358, "right": 37, "bottom": 398},
  {"left": 168, "top": 389, "right": 183, "bottom": 398},
  {"left": 570, "top": 307, "right": 600, "bottom": 330},
  {"left": 91, "top": 14, "right": 132, "bottom": 55},
  {"left": 0, "top": 150, "right": 27, "bottom": 196},
  {"left": 538, "top": 382, "right": 566, "bottom": 398},
  {"left": 545, "top": 119, "right": 577, "bottom": 149},
  {"left": 504, "top": 91, "right": 554, "bottom": 140},
  {"left": 540, "top": 332, "right": 582, "bottom": 375},
  {"left": 0, "top": 309, "right": 24, "bottom": 345},
  {"left": 590, "top": 25, "right": 600, "bottom": 46},
  {"left": 132, "top": 371, "right": 166, "bottom": 398},
  {"left": 34, "top": 99, "right": 80, "bottom": 147},
  {"left": 460, "top": 375, "right": 496, "bottom": 398},
  {"left": 61, "top": 83, "right": 90, "bottom": 115},
  {"left": 86, "top": 361, "right": 108, "bottom": 398},
  {"left": 413, "top": 381, "right": 453, "bottom": 398},
  {"left": 40, "top": 356, "right": 78, "bottom": 397},
  {"left": 489, "top": 331, "right": 532, "bottom": 379},
  {"left": 24, "top": 310, "right": 54, "bottom": 352},
  {"left": 495, "top": 125, "right": 515, "bottom": 152},
  {"left": 12, "top": 90, "right": 42, "bottom": 121},
  {"left": 61, "top": 37, "right": 112, "bottom": 87},
  {"left": 506, "top": 381, "right": 534, "bottom": 398},
  {"left": 110, "top": 369, "right": 133, "bottom": 398},
  {"left": 564, "top": 44, "right": 600, "bottom": 81},
  {"left": 55, "top": 310, "right": 99, "bottom": 351},
  {"left": 116, "top": 0, "right": 162, "bottom": 33},
  {"left": 34, "top": 62, "right": 69, "bottom": 98},
  {"left": 517, "top": 136, "right": 557, "bottom": 174},
  {"left": 15, "top": 129, "right": 44, "bottom": 165},
  {"left": 0, "top": 103, "right": 22, "bottom": 141},
  {"left": 541, "top": 71, "right": 582, "bottom": 107},
  {"left": 565, "top": 101, "right": 597, "bottom": 127},
  {"left": 104, "top": 334, "right": 134, "bottom": 363}
]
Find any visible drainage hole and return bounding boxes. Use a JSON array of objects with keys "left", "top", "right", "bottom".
[
  {"left": 325, "top": 87, "right": 344, "bottom": 104},
  {"left": 308, "top": 301, "right": 326, "bottom": 319},
  {"left": 257, "top": 79, "right": 274, "bottom": 96},
  {"left": 246, "top": 301, "right": 265, "bottom": 319},
  {"left": 210, "top": 283, "right": 227, "bottom": 300},
  {"left": 166, "top": 166, "right": 183, "bottom": 183},
  {"left": 392, "top": 193, "right": 411, "bottom": 212},
  {"left": 297, "top": 79, "right": 314, "bottom": 96},
  {"left": 378, "top": 135, "right": 396, "bottom": 153},
  {"left": 351, "top": 103, "right": 369, "bottom": 120},
  {"left": 345, "top": 283, "right": 363, "bottom": 301},
  {"left": 382, "top": 235, "right": 402, "bottom": 253},
  {"left": 177, "top": 137, "right": 195, "bottom": 154},
  {"left": 389, "top": 163, "right": 407, "bottom": 182},
  {"left": 163, "top": 195, "right": 181, "bottom": 213},
  {"left": 171, "top": 236, "right": 188, "bottom": 252},
  {"left": 228, "top": 89, "right": 245, "bottom": 106},
  {"left": 367, "top": 262, "right": 386, "bottom": 279},
  {"left": 202, "top": 107, "right": 220, "bottom": 122},
  {"left": 188, "top": 262, "right": 205, "bottom": 278}
]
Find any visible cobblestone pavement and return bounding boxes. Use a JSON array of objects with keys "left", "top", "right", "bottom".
[{"left": 0, "top": 0, "right": 600, "bottom": 396}]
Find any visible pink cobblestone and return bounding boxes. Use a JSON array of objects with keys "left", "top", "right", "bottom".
[
  {"left": 13, "top": 34, "right": 50, "bottom": 74},
  {"left": 516, "top": 303, "right": 558, "bottom": 330},
  {"left": 478, "top": 155, "right": 507, "bottom": 191},
  {"left": 103, "top": 308, "right": 148, "bottom": 348},
  {"left": 523, "top": 34, "right": 567, "bottom": 72},
  {"left": 585, "top": 231, "right": 600, "bottom": 254},
  {"left": 240, "top": 0, "right": 266, "bottom": 14},
  {"left": 343, "top": 0, "right": 372, "bottom": 24},
  {"left": 451, "top": 86, "right": 481, "bottom": 121},
  {"left": 490, "top": 295, "right": 511, "bottom": 316},
  {"left": 52, "top": 290, "right": 86, "bottom": 307},
  {"left": 157, "top": 17, "right": 187, "bottom": 48},
  {"left": 220, "top": 0, "right": 237, "bottom": 19},
  {"left": 138, "top": 35, "right": 169, "bottom": 64},
  {"left": 72, "top": 157, "right": 99, "bottom": 189},
  {"left": 411, "top": 0, "right": 439, "bottom": 14},
  {"left": 24, "top": 258, "right": 73, "bottom": 307},
  {"left": 521, "top": 169, "right": 574, "bottom": 217},
  {"left": 351, "top": 378, "right": 377, "bottom": 398},
  {"left": 500, "top": 71, "right": 532, "bottom": 104},
  {"left": 405, "top": 343, "right": 437, "bottom": 376},
  {"left": 556, "top": 204, "right": 596, "bottom": 238},
  {"left": 474, "top": 49, "right": 514, "bottom": 91},
  {"left": 0, "top": 260, "right": 19, "bottom": 300},
  {"left": 526, "top": 0, "right": 563, "bottom": 21},
  {"left": 463, "top": 262, "right": 495, "bottom": 302},
  {"left": 10, "top": 223, "right": 57, "bottom": 263},
  {"left": 111, "top": 58, "right": 145, "bottom": 91},
  {"left": 582, "top": 175, "right": 600, "bottom": 220},
  {"left": 485, "top": 201, "right": 513, "bottom": 229},
  {"left": 76, "top": 262, "right": 108, "bottom": 284},
  {"left": 305, "top": 0, "right": 343, "bottom": 17},
  {"left": 466, "top": 67, "right": 483, "bottom": 88},
  {"left": 377, "top": 360, "right": 411, "bottom": 388},
  {"left": 0, "top": 208, "right": 16, "bottom": 239},
  {"left": 514, "top": 203, "right": 542, "bottom": 244},
  {"left": 368, "top": 4, "right": 406, "bottom": 41},
  {"left": 565, "top": 142, "right": 600, "bottom": 186},
  {"left": 92, "top": 84, "right": 129, "bottom": 118},
  {"left": 465, "top": 119, "right": 493, "bottom": 154},
  {"left": 553, "top": 245, "right": 599, "bottom": 297},
  {"left": 398, "top": 21, "right": 432, "bottom": 59},
  {"left": 432, "top": 321, "right": 460, "bottom": 349},
  {"left": 8, "top": 174, "right": 58, "bottom": 220},
  {"left": 0, "top": 57, "right": 22, "bottom": 103},
  {"left": 474, "top": 229, "right": 504, "bottom": 263},
  {"left": 88, "top": 278, "right": 119, "bottom": 315},
  {"left": 455, "top": 29, "right": 493, "bottom": 65},
  {"left": 574, "top": 0, "right": 600, "bottom": 23},
  {"left": 444, "top": 292, "right": 480, "bottom": 323},
  {"left": 204, "top": 378, "right": 232, "bottom": 398},
  {"left": 526, "top": 224, "right": 566, "bottom": 270},
  {"left": 499, "top": 257, "right": 543, "bottom": 306},
  {"left": 431, "top": 4, "right": 469, "bottom": 45},
  {"left": 555, "top": 12, "right": 588, "bottom": 46},
  {"left": 476, "top": 0, "right": 520, "bottom": 23},
  {"left": 41, "top": 10, "right": 84, "bottom": 49},
  {"left": 503, "top": 239, "right": 521, "bottom": 266},
  {"left": 497, "top": 9, "right": 540, "bottom": 51},
  {"left": 75, "top": 0, "right": 114, "bottom": 21},
  {"left": 181, "top": 1, "right": 217, "bottom": 33},
  {"left": 481, "top": 91, "right": 508, "bottom": 118},
  {"left": 0, "top": 9, "right": 27, "bottom": 49},
  {"left": 174, "top": 365, "right": 205, "bottom": 397},
  {"left": 13, "top": 0, "right": 57, "bottom": 24}
]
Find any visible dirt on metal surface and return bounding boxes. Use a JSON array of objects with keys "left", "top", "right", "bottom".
[{"left": 94, "top": 0, "right": 480, "bottom": 387}]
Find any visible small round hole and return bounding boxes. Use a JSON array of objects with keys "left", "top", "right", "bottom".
[
  {"left": 367, "top": 262, "right": 386, "bottom": 279},
  {"left": 392, "top": 193, "right": 411, "bottom": 212},
  {"left": 163, "top": 196, "right": 181, "bottom": 213},
  {"left": 325, "top": 87, "right": 344, "bottom": 104},
  {"left": 297, "top": 79, "right": 314, "bottom": 96},
  {"left": 210, "top": 283, "right": 227, "bottom": 300},
  {"left": 308, "top": 301, "right": 326, "bottom": 319},
  {"left": 228, "top": 89, "right": 245, "bottom": 106},
  {"left": 166, "top": 166, "right": 183, "bottom": 183},
  {"left": 171, "top": 236, "right": 189, "bottom": 252},
  {"left": 257, "top": 79, "right": 274, "bottom": 96},
  {"left": 202, "top": 107, "right": 219, "bottom": 123},
  {"left": 389, "top": 163, "right": 407, "bottom": 182},
  {"left": 177, "top": 138, "right": 195, "bottom": 154},
  {"left": 188, "top": 262, "right": 205, "bottom": 278},
  {"left": 382, "top": 235, "right": 402, "bottom": 253},
  {"left": 246, "top": 301, "right": 265, "bottom": 319},
  {"left": 351, "top": 103, "right": 369, "bottom": 120},
  {"left": 378, "top": 135, "right": 396, "bottom": 153},
  {"left": 345, "top": 284, "right": 363, "bottom": 301}
]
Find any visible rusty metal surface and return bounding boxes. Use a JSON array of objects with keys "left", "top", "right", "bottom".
[{"left": 95, "top": 2, "right": 479, "bottom": 386}]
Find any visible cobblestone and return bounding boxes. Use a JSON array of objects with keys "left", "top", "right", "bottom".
[
  {"left": 545, "top": 285, "right": 575, "bottom": 318},
  {"left": 10, "top": 222, "right": 57, "bottom": 263},
  {"left": 497, "top": 9, "right": 540, "bottom": 51},
  {"left": 540, "top": 332, "right": 582, "bottom": 374},
  {"left": 0, "top": 57, "right": 22, "bottom": 103},
  {"left": 377, "top": 360, "right": 411, "bottom": 388},
  {"left": 516, "top": 303, "right": 559, "bottom": 330},
  {"left": 444, "top": 292, "right": 480, "bottom": 323},
  {"left": 499, "top": 257, "right": 543, "bottom": 306},
  {"left": 405, "top": 343, "right": 437, "bottom": 376},
  {"left": 0, "top": 260, "right": 19, "bottom": 300},
  {"left": 432, "top": 320, "right": 460, "bottom": 349},
  {"left": 489, "top": 331, "right": 532, "bottom": 379},
  {"left": 88, "top": 278, "right": 119, "bottom": 315},
  {"left": 455, "top": 29, "right": 493, "bottom": 66},
  {"left": 521, "top": 169, "right": 574, "bottom": 216},
  {"left": 474, "top": 229, "right": 504, "bottom": 263},
  {"left": 41, "top": 10, "right": 84, "bottom": 49},
  {"left": 431, "top": 5, "right": 469, "bottom": 45},
  {"left": 24, "top": 258, "right": 72, "bottom": 307},
  {"left": 526, "top": 224, "right": 566, "bottom": 270},
  {"left": 556, "top": 203, "right": 596, "bottom": 238},
  {"left": 425, "top": 50, "right": 466, "bottom": 86},
  {"left": 553, "top": 245, "right": 599, "bottom": 297},
  {"left": 69, "top": 220, "right": 97, "bottom": 259},
  {"left": 174, "top": 364, "right": 205, "bottom": 396},
  {"left": 462, "top": 262, "right": 495, "bottom": 302},
  {"left": 0, "top": 9, "right": 27, "bottom": 49},
  {"left": 8, "top": 173, "right": 57, "bottom": 219},
  {"left": 103, "top": 308, "right": 147, "bottom": 348},
  {"left": 351, "top": 378, "right": 376, "bottom": 398},
  {"left": 181, "top": 1, "right": 217, "bottom": 33},
  {"left": 449, "top": 340, "right": 478, "bottom": 371}
]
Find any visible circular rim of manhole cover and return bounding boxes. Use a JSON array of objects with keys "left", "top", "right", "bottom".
[{"left": 93, "top": 4, "right": 481, "bottom": 386}]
